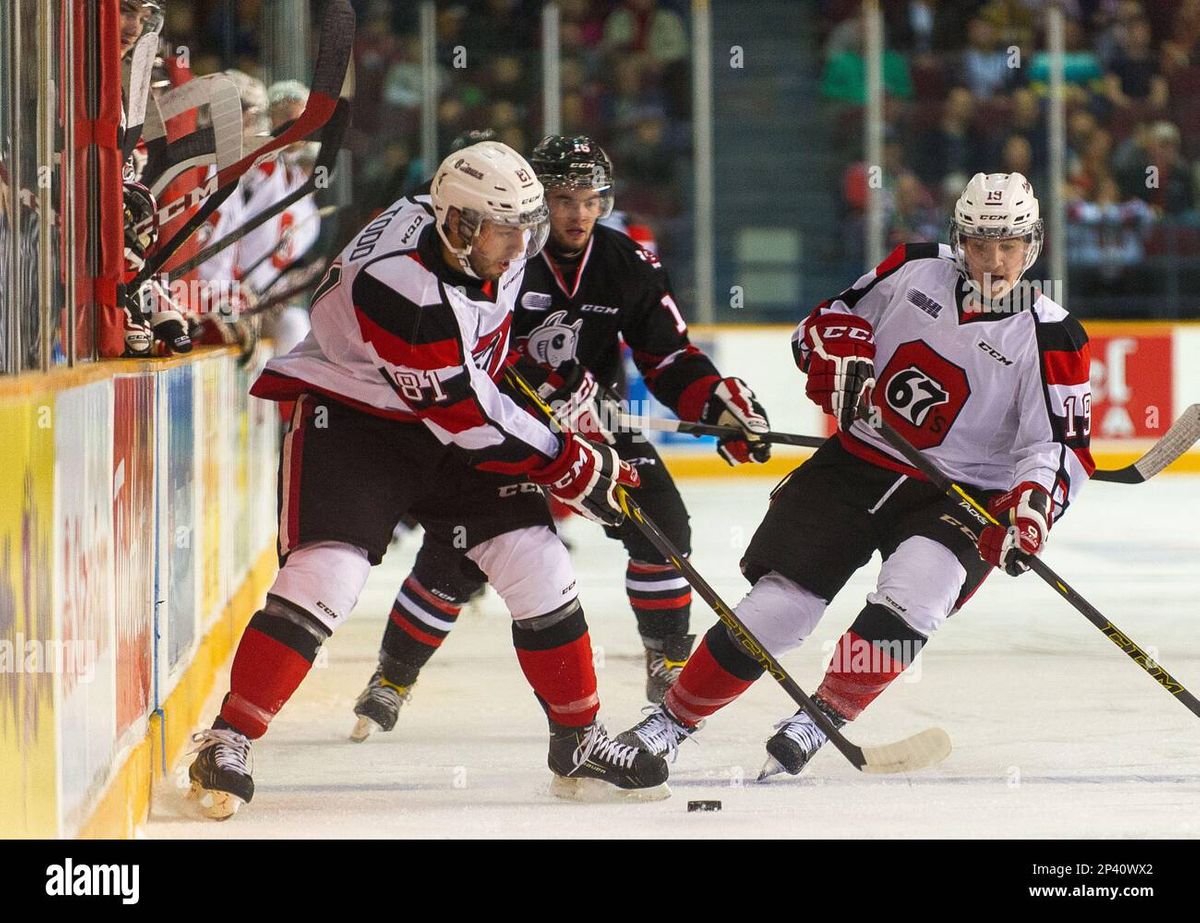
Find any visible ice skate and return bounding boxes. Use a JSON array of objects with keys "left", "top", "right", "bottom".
[
  {"left": 616, "top": 704, "right": 699, "bottom": 761},
  {"left": 548, "top": 721, "right": 670, "bottom": 802},
  {"left": 188, "top": 727, "right": 254, "bottom": 820},
  {"left": 644, "top": 633, "right": 695, "bottom": 704},
  {"left": 349, "top": 668, "right": 413, "bottom": 742},
  {"left": 758, "top": 700, "right": 847, "bottom": 781}
]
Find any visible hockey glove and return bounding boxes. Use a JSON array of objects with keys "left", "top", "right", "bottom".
[
  {"left": 978, "top": 481, "right": 1052, "bottom": 576},
  {"left": 528, "top": 431, "right": 640, "bottom": 527},
  {"left": 535, "top": 362, "right": 615, "bottom": 444},
  {"left": 699, "top": 377, "right": 771, "bottom": 465},
  {"left": 149, "top": 307, "right": 194, "bottom": 354},
  {"left": 800, "top": 313, "right": 876, "bottom": 431}
]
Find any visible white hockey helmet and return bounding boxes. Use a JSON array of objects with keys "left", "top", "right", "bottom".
[
  {"left": 950, "top": 172, "right": 1043, "bottom": 278},
  {"left": 431, "top": 141, "right": 550, "bottom": 278}
]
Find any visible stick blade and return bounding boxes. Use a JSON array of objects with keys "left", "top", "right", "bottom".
[
  {"left": 859, "top": 727, "right": 952, "bottom": 775},
  {"left": 1133, "top": 402, "right": 1200, "bottom": 480}
]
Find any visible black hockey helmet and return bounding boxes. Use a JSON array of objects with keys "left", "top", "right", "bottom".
[
  {"left": 449, "top": 128, "right": 498, "bottom": 154},
  {"left": 530, "top": 135, "right": 614, "bottom": 218}
]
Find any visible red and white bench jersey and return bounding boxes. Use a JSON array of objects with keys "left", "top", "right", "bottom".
[
  {"left": 252, "top": 195, "right": 561, "bottom": 474},
  {"left": 795, "top": 243, "right": 1095, "bottom": 521}
]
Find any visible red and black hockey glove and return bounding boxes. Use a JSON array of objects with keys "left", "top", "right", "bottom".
[
  {"left": 534, "top": 362, "right": 615, "bottom": 445},
  {"left": 800, "top": 314, "right": 875, "bottom": 431},
  {"left": 528, "top": 431, "right": 640, "bottom": 526},
  {"left": 699, "top": 377, "right": 771, "bottom": 465},
  {"left": 978, "top": 481, "right": 1052, "bottom": 576}
]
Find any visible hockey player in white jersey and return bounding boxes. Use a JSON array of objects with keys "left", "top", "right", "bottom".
[
  {"left": 617, "top": 172, "right": 1095, "bottom": 778},
  {"left": 186, "top": 141, "right": 669, "bottom": 818}
]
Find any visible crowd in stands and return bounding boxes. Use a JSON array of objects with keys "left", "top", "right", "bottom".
[
  {"left": 178, "top": 1, "right": 694, "bottom": 261},
  {"left": 818, "top": 0, "right": 1200, "bottom": 310}
]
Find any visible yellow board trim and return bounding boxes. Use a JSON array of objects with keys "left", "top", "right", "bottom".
[
  {"left": 658, "top": 449, "right": 1200, "bottom": 479},
  {"left": 78, "top": 545, "right": 277, "bottom": 838},
  {"left": 0, "top": 347, "right": 239, "bottom": 401}
]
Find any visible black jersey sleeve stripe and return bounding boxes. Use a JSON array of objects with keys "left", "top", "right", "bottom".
[{"left": 1033, "top": 314, "right": 1088, "bottom": 355}]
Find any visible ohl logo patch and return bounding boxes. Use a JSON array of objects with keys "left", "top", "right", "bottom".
[{"left": 878, "top": 340, "right": 970, "bottom": 449}]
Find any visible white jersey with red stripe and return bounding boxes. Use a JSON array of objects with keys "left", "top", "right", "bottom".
[
  {"left": 252, "top": 194, "right": 561, "bottom": 474},
  {"left": 795, "top": 242, "right": 1094, "bottom": 521}
]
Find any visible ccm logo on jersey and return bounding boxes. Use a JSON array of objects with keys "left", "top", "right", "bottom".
[
  {"left": 581, "top": 303, "right": 619, "bottom": 314},
  {"left": 977, "top": 340, "right": 1013, "bottom": 366},
  {"left": 399, "top": 215, "right": 423, "bottom": 245}
]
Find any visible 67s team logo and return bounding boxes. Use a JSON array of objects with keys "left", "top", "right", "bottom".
[{"left": 877, "top": 341, "right": 970, "bottom": 449}]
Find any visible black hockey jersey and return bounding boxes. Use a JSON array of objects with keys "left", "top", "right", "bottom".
[{"left": 514, "top": 225, "right": 722, "bottom": 421}]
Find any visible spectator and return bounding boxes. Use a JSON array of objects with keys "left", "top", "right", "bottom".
[
  {"left": 602, "top": 0, "right": 690, "bottom": 119},
  {"left": 1115, "top": 121, "right": 1195, "bottom": 216},
  {"left": 1093, "top": 0, "right": 1148, "bottom": 68},
  {"left": 1007, "top": 87, "right": 1047, "bottom": 169},
  {"left": 602, "top": 0, "right": 688, "bottom": 72},
  {"left": 1067, "top": 176, "right": 1156, "bottom": 298},
  {"left": 559, "top": 0, "right": 607, "bottom": 56},
  {"left": 1162, "top": 0, "right": 1200, "bottom": 73},
  {"left": 1104, "top": 15, "right": 1169, "bottom": 109},
  {"left": 1070, "top": 128, "right": 1114, "bottom": 200},
  {"left": 978, "top": 0, "right": 1037, "bottom": 50},
  {"left": 959, "top": 17, "right": 1018, "bottom": 99},
  {"left": 1000, "top": 134, "right": 1044, "bottom": 192},
  {"left": 605, "top": 56, "right": 666, "bottom": 136},
  {"left": 887, "top": 172, "right": 942, "bottom": 247},
  {"left": 910, "top": 86, "right": 984, "bottom": 186},
  {"left": 1028, "top": 19, "right": 1104, "bottom": 98},
  {"left": 820, "top": 27, "right": 915, "bottom": 104}
]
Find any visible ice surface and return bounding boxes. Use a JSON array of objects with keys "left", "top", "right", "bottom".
[{"left": 145, "top": 474, "right": 1200, "bottom": 839}]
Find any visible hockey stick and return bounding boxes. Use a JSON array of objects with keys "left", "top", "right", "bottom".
[
  {"left": 142, "top": 75, "right": 244, "bottom": 196},
  {"left": 166, "top": 99, "right": 350, "bottom": 279},
  {"left": 507, "top": 367, "right": 952, "bottom": 774},
  {"left": 619, "top": 408, "right": 1200, "bottom": 483},
  {"left": 132, "top": 0, "right": 355, "bottom": 290},
  {"left": 236, "top": 204, "right": 339, "bottom": 286},
  {"left": 863, "top": 408, "right": 1200, "bottom": 719},
  {"left": 617, "top": 413, "right": 824, "bottom": 449},
  {"left": 1087, "top": 403, "right": 1200, "bottom": 483},
  {"left": 121, "top": 32, "right": 159, "bottom": 161}
]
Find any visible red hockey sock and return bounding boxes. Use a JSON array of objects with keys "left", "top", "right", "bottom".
[
  {"left": 512, "top": 608, "right": 599, "bottom": 728},
  {"left": 664, "top": 636, "right": 756, "bottom": 727},
  {"left": 815, "top": 628, "right": 911, "bottom": 719},
  {"left": 220, "top": 608, "right": 323, "bottom": 738}
]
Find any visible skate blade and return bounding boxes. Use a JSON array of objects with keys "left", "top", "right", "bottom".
[
  {"left": 756, "top": 755, "right": 789, "bottom": 782},
  {"left": 549, "top": 775, "right": 671, "bottom": 803},
  {"left": 188, "top": 781, "right": 245, "bottom": 820},
  {"left": 349, "top": 715, "right": 381, "bottom": 743}
]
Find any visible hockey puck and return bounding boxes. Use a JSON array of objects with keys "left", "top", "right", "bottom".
[{"left": 687, "top": 800, "right": 722, "bottom": 812}]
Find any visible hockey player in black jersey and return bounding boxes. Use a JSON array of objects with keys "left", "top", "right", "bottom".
[{"left": 349, "top": 135, "right": 772, "bottom": 741}]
